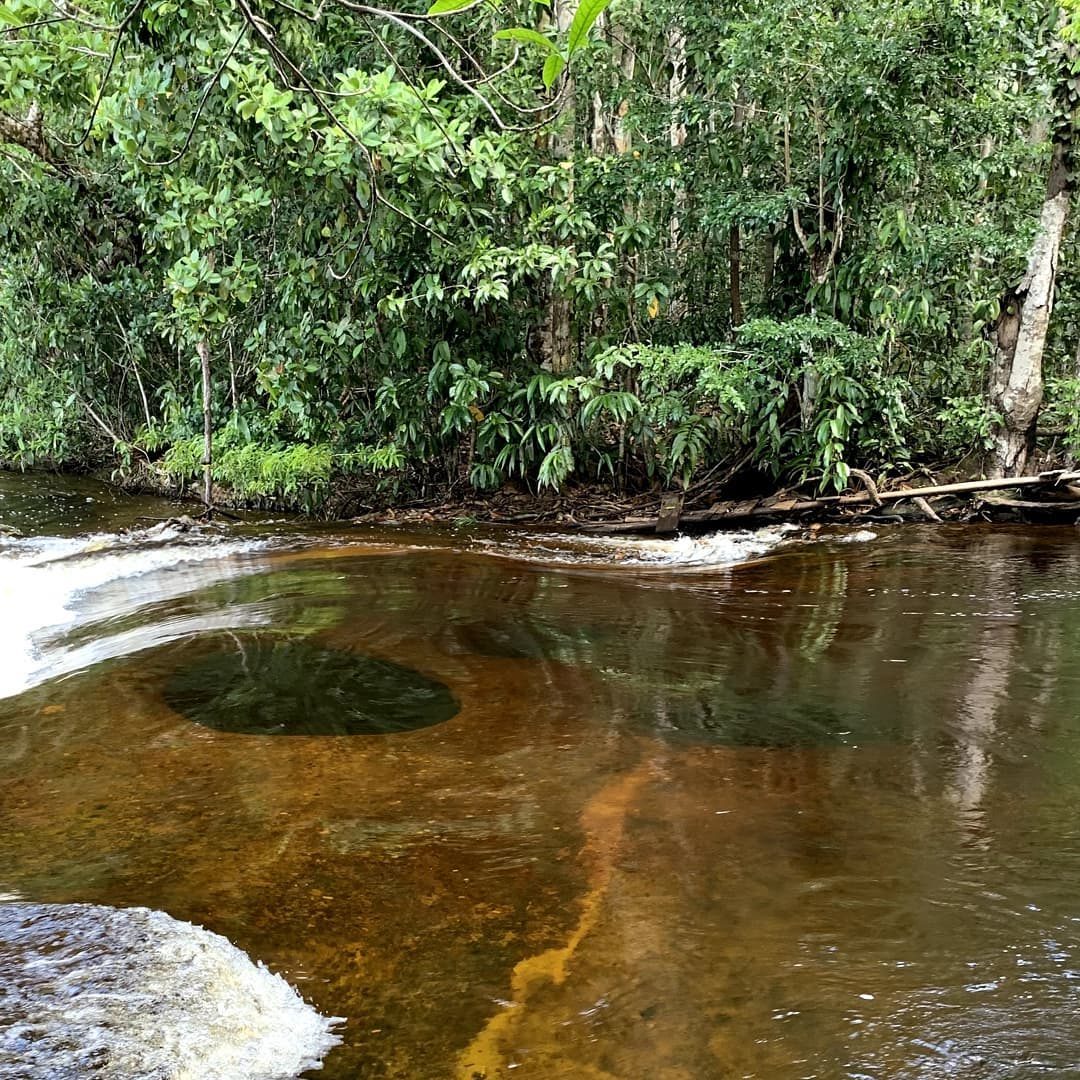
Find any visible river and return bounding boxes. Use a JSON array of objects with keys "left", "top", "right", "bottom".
[{"left": 2, "top": 472, "right": 1080, "bottom": 1079}]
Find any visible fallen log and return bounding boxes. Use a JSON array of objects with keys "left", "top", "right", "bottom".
[
  {"left": 912, "top": 496, "right": 943, "bottom": 523},
  {"left": 975, "top": 494, "right": 1080, "bottom": 513},
  {"left": 580, "top": 516, "right": 668, "bottom": 535},
  {"left": 752, "top": 469, "right": 1080, "bottom": 513},
  {"left": 580, "top": 470, "right": 1080, "bottom": 534}
]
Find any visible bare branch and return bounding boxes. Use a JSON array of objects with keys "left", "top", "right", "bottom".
[
  {"left": 1, "top": 14, "right": 72, "bottom": 34},
  {"left": 138, "top": 24, "right": 246, "bottom": 167},
  {"left": 54, "top": 0, "right": 145, "bottom": 150},
  {"left": 233, "top": 0, "right": 452, "bottom": 243},
  {"left": 332, "top": 0, "right": 508, "bottom": 129}
]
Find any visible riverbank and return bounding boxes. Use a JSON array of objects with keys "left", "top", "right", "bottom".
[
  {"left": 339, "top": 469, "right": 1080, "bottom": 534},
  {"left": 6, "top": 463, "right": 1080, "bottom": 538}
]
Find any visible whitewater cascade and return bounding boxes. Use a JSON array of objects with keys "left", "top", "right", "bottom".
[{"left": 0, "top": 901, "right": 341, "bottom": 1079}]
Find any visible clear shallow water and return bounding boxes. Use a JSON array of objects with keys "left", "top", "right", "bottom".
[{"left": 2, "top": 475, "right": 1080, "bottom": 1078}]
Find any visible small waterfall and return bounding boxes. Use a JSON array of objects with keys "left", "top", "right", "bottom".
[
  {"left": 0, "top": 528, "right": 274, "bottom": 700},
  {"left": 477, "top": 523, "right": 802, "bottom": 568},
  {"left": 0, "top": 901, "right": 341, "bottom": 1079}
]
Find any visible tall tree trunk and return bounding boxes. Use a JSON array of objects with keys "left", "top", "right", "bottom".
[
  {"left": 590, "top": 89, "right": 607, "bottom": 154},
  {"left": 729, "top": 89, "right": 748, "bottom": 329},
  {"left": 667, "top": 25, "right": 688, "bottom": 321},
  {"left": 197, "top": 338, "right": 214, "bottom": 509},
  {"left": 607, "top": 13, "right": 637, "bottom": 337},
  {"left": 729, "top": 226, "right": 744, "bottom": 328},
  {"left": 588, "top": 13, "right": 608, "bottom": 152},
  {"left": 611, "top": 21, "right": 635, "bottom": 156},
  {"left": 988, "top": 143, "right": 1069, "bottom": 477},
  {"left": 667, "top": 26, "right": 688, "bottom": 197},
  {"left": 539, "top": 0, "right": 577, "bottom": 374}
]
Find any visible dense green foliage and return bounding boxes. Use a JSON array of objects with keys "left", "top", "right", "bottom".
[{"left": 0, "top": 0, "right": 1076, "bottom": 507}]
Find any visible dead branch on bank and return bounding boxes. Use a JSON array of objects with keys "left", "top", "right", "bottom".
[{"left": 580, "top": 470, "right": 1080, "bottom": 534}]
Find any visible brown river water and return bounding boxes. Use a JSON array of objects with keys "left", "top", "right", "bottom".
[{"left": 2, "top": 474, "right": 1080, "bottom": 1079}]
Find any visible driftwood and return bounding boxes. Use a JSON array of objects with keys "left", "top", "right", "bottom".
[
  {"left": 655, "top": 492, "right": 684, "bottom": 534},
  {"left": 975, "top": 494, "right": 1080, "bottom": 513},
  {"left": 912, "top": 496, "right": 943, "bottom": 523},
  {"left": 581, "top": 470, "right": 1080, "bottom": 534}
]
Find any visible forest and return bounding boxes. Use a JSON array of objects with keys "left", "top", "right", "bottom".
[{"left": 1, "top": 0, "right": 1078, "bottom": 515}]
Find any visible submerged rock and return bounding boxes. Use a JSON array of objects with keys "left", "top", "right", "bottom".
[{"left": 164, "top": 636, "right": 459, "bottom": 735}]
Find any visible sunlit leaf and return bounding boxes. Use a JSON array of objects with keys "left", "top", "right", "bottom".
[
  {"left": 566, "top": 0, "right": 613, "bottom": 57},
  {"left": 494, "top": 27, "right": 560, "bottom": 55},
  {"left": 426, "top": 0, "right": 474, "bottom": 15},
  {"left": 542, "top": 52, "right": 567, "bottom": 88}
]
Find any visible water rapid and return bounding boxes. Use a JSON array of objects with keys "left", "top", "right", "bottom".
[{"left": 0, "top": 902, "right": 341, "bottom": 1080}]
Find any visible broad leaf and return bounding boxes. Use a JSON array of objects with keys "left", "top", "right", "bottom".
[
  {"left": 494, "top": 27, "right": 559, "bottom": 55},
  {"left": 566, "top": 0, "right": 613, "bottom": 56},
  {"left": 426, "top": 0, "right": 474, "bottom": 15},
  {"left": 542, "top": 51, "right": 567, "bottom": 88}
]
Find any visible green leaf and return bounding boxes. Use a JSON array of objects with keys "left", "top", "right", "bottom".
[
  {"left": 0, "top": 6, "right": 21, "bottom": 24},
  {"left": 542, "top": 51, "right": 567, "bottom": 88},
  {"left": 427, "top": 0, "right": 473, "bottom": 13},
  {"left": 566, "top": 0, "right": 612, "bottom": 56},
  {"left": 494, "top": 27, "right": 559, "bottom": 55}
]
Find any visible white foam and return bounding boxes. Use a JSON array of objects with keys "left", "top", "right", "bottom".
[
  {"left": 832, "top": 528, "right": 878, "bottom": 544},
  {"left": 607, "top": 524, "right": 801, "bottom": 566},
  {"left": 0, "top": 901, "right": 341, "bottom": 1079},
  {"left": 496, "top": 524, "right": 800, "bottom": 569},
  {"left": 0, "top": 530, "right": 273, "bottom": 700},
  {"left": 0, "top": 519, "right": 824, "bottom": 701}
]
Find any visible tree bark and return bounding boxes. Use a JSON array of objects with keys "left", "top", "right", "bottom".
[
  {"left": 728, "top": 89, "right": 747, "bottom": 328},
  {"left": 0, "top": 104, "right": 65, "bottom": 171},
  {"left": 197, "top": 338, "right": 214, "bottom": 509},
  {"left": 588, "top": 12, "right": 608, "bottom": 153},
  {"left": 989, "top": 142, "right": 1069, "bottom": 477},
  {"left": 538, "top": 0, "right": 577, "bottom": 374},
  {"left": 667, "top": 25, "right": 688, "bottom": 320},
  {"left": 611, "top": 21, "right": 635, "bottom": 156}
]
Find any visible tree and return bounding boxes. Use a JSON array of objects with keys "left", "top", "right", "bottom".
[
  {"left": 0, "top": 0, "right": 1075, "bottom": 505},
  {"left": 989, "top": 10, "right": 1077, "bottom": 477}
]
